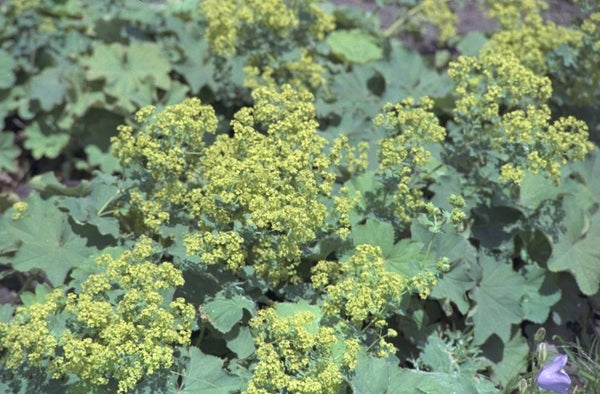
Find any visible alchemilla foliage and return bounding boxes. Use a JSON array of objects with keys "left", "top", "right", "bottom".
[{"left": 1, "top": 0, "right": 600, "bottom": 393}]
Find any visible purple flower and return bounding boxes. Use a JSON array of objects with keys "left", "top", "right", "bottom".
[{"left": 537, "top": 354, "right": 571, "bottom": 394}]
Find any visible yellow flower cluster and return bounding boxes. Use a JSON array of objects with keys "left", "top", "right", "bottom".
[
  {"left": 196, "top": 85, "right": 342, "bottom": 283},
  {"left": 374, "top": 97, "right": 446, "bottom": 224},
  {"left": 312, "top": 244, "right": 407, "bottom": 331},
  {"left": 113, "top": 85, "right": 352, "bottom": 284},
  {"left": 409, "top": 270, "right": 439, "bottom": 299},
  {"left": 11, "top": 201, "right": 28, "bottom": 220},
  {"left": 485, "top": 0, "right": 584, "bottom": 75},
  {"left": 483, "top": 1, "right": 600, "bottom": 104},
  {"left": 449, "top": 49, "right": 552, "bottom": 122},
  {"left": 112, "top": 98, "right": 218, "bottom": 233},
  {"left": 559, "top": 11, "right": 600, "bottom": 103},
  {"left": 448, "top": 49, "right": 593, "bottom": 185},
  {"left": 246, "top": 307, "right": 359, "bottom": 394},
  {"left": 184, "top": 230, "right": 246, "bottom": 271},
  {"left": 421, "top": 0, "right": 457, "bottom": 43},
  {"left": 200, "top": 0, "right": 334, "bottom": 90},
  {"left": 0, "top": 237, "right": 196, "bottom": 393},
  {"left": 0, "top": 288, "right": 64, "bottom": 369},
  {"left": 3, "top": 0, "right": 41, "bottom": 16}
]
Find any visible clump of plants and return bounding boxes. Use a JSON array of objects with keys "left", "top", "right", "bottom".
[{"left": 1, "top": 0, "right": 599, "bottom": 392}]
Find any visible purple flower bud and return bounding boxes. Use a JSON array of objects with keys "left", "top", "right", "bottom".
[{"left": 537, "top": 354, "right": 571, "bottom": 394}]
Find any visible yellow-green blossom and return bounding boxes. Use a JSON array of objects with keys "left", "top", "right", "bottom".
[
  {"left": 11, "top": 201, "right": 28, "bottom": 220},
  {"left": 0, "top": 237, "right": 195, "bottom": 393},
  {"left": 483, "top": 0, "right": 600, "bottom": 104},
  {"left": 485, "top": 0, "right": 584, "bottom": 74},
  {"left": 113, "top": 85, "right": 351, "bottom": 284},
  {"left": 312, "top": 244, "right": 407, "bottom": 327},
  {"left": 201, "top": 0, "right": 334, "bottom": 90},
  {"left": 374, "top": 97, "right": 446, "bottom": 224},
  {"left": 421, "top": 0, "right": 457, "bottom": 42},
  {"left": 246, "top": 307, "right": 358, "bottom": 394},
  {"left": 448, "top": 49, "right": 592, "bottom": 185}
]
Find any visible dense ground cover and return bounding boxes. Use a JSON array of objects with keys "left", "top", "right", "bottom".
[{"left": 0, "top": 0, "right": 599, "bottom": 392}]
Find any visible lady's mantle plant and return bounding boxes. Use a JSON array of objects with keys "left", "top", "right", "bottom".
[
  {"left": 0, "top": 237, "right": 196, "bottom": 393},
  {"left": 201, "top": 0, "right": 334, "bottom": 90},
  {"left": 245, "top": 304, "right": 359, "bottom": 394},
  {"left": 446, "top": 48, "right": 592, "bottom": 190},
  {"left": 113, "top": 84, "right": 361, "bottom": 284}
]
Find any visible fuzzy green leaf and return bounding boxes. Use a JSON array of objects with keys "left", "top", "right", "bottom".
[
  {"left": 351, "top": 218, "right": 394, "bottom": 254},
  {"left": 29, "top": 67, "right": 70, "bottom": 111},
  {"left": 179, "top": 347, "right": 242, "bottom": 394},
  {"left": 570, "top": 148, "right": 600, "bottom": 204},
  {"left": 0, "top": 50, "right": 17, "bottom": 89},
  {"left": 352, "top": 218, "right": 437, "bottom": 278},
  {"left": 0, "top": 131, "right": 19, "bottom": 171},
  {"left": 483, "top": 332, "right": 529, "bottom": 388},
  {"left": 327, "top": 29, "right": 383, "bottom": 64},
  {"left": 375, "top": 41, "right": 452, "bottom": 103},
  {"left": 202, "top": 294, "right": 256, "bottom": 333},
  {"left": 4, "top": 194, "right": 96, "bottom": 286},
  {"left": 412, "top": 222, "right": 479, "bottom": 314},
  {"left": 225, "top": 326, "right": 255, "bottom": 359},
  {"left": 470, "top": 254, "right": 526, "bottom": 345},
  {"left": 23, "top": 120, "right": 70, "bottom": 160},
  {"left": 59, "top": 174, "right": 121, "bottom": 237},
  {"left": 351, "top": 352, "right": 492, "bottom": 394},
  {"left": 547, "top": 197, "right": 600, "bottom": 295},
  {"left": 84, "top": 42, "right": 171, "bottom": 110},
  {"left": 520, "top": 264, "right": 561, "bottom": 323},
  {"left": 456, "top": 32, "right": 488, "bottom": 56}
]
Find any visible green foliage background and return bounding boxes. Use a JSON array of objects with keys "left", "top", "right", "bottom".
[{"left": 1, "top": 0, "right": 600, "bottom": 393}]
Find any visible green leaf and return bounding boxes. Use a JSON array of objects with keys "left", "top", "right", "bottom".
[
  {"left": 470, "top": 254, "right": 526, "bottom": 345},
  {"left": 351, "top": 352, "right": 488, "bottom": 394},
  {"left": 202, "top": 294, "right": 256, "bottom": 333},
  {"left": 327, "top": 29, "right": 383, "bottom": 64},
  {"left": 29, "top": 67, "right": 70, "bottom": 111},
  {"left": 419, "top": 336, "right": 456, "bottom": 374},
  {"left": 482, "top": 332, "right": 528, "bottom": 388},
  {"left": 0, "top": 131, "right": 19, "bottom": 171},
  {"left": 0, "top": 304, "right": 14, "bottom": 323},
  {"left": 0, "top": 49, "right": 17, "bottom": 89},
  {"left": 547, "top": 197, "right": 600, "bottom": 295},
  {"left": 4, "top": 194, "right": 96, "bottom": 286},
  {"left": 375, "top": 41, "right": 452, "bottom": 103},
  {"left": 412, "top": 223, "right": 479, "bottom": 314},
  {"left": 456, "top": 32, "right": 488, "bottom": 56},
  {"left": 225, "top": 326, "right": 255, "bottom": 359},
  {"left": 350, "top": 352, "right": 393, "bottom": 393},
  {"left": 275, "top": 301, "right": 322, "bottom": 334},
  {"left": 520, "top": 264, "right": 561, "bottom": 323},
  {"left": 352, "top": 218, "right": 394, "bottom": 253},
  {"left": 23, "top": 120, "right": 70, "bottom": 159},
  {"left": 352, "top": 218, "right": 440, "bottom": 279},
  {"left": 84, "top": 42, "right": 171, "bottom": 111},
  {"left": 76, "top": 145, "right": 122, "bottom": 174},
  {"left": 19, "top": 283, "right": 51, "bottom": 307},
  {"left": 172, "top": 34, "right": 213, "bottom": 94},
  {"left": 343, "top": 171, "right": 385, "bottom": 225},
  {"left": 471, "top": 205, "right": 524, "bottom": 250},
  {"left": 29, "top": 172, "right": 91, "bottom": 198},
  {"left": 59, "top": 174, "right": 121, "bottom": 237},
  {"left": 570, "top": 147, "right": 600, "bottom": 204},
  {"left": 179, "top": 347, "right": 243, "bottom": 394}
]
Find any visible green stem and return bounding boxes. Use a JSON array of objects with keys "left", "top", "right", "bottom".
[
  {"left": 382, "top": 3, "right": 423, "bottom": 38},
  {"left": 97, "top": 189, "right": 122, "bottom": 216}
]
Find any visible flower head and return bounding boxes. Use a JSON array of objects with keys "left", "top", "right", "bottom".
[{"left": 537, "top": 354, "right": 571, "bottom": 394}]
